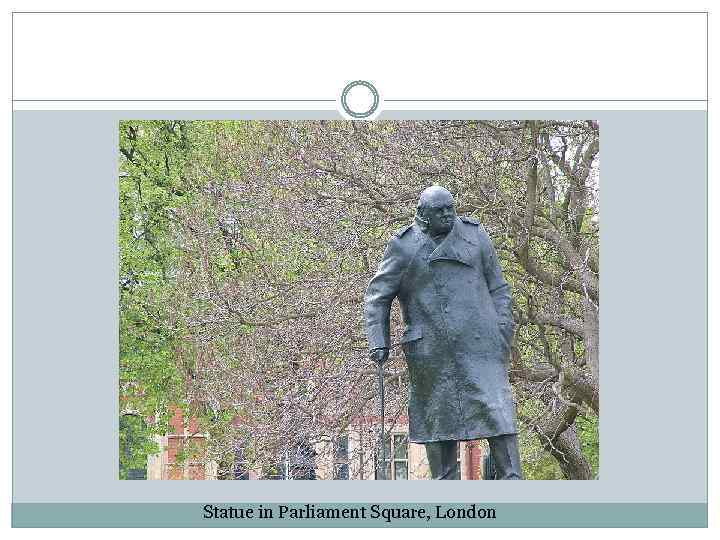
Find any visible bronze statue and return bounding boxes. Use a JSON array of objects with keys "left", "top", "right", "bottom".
[{"left": 364, "top": 186, "right": 523, "bottom": 480}]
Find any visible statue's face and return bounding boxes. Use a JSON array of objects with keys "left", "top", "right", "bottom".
[{"left": 423, "top": 190, "right": 456, "bottom": 236}]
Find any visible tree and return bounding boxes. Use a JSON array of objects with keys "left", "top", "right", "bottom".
[
  {"left": 119, "top": 120, "right": 600, "bottom": 479},
  {"left": 119, "top": 120, "right": 200, "bottom": 473}
]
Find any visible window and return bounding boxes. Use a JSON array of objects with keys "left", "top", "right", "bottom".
[
  {"left": 289, "top": 440, "right": 316, "bottom": 480},
  {"left": 393, "top": 434, "right": 409, "bottom": 479},
  {"left": 378, "top": 434, "right": 408, "bottom": 480},
  {"left": 164, "top": 435, "right": 207, "bottom": 480},
  {"left": 333, "top": 435, "right": 349, "bottom": 480},
  {"left": 258, "top": 441, "right": 317, "bottom": 480}
]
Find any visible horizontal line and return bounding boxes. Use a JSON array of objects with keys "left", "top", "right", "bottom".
[
  {"left": 13, "top": 99, "right": 708, "bottom": 103},
  {"left": 385, "top": 99, "right": 709, "bottom": 102},
  {"left": 11, "top": 11, "right": 710, "bottom": 14},
  {"left": 13, "top": 99, "right": 336, "bottom": 102}
]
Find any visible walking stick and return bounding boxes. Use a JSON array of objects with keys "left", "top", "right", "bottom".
[{"left": 375, "top": 357, "right": 386, "bottom": 480}]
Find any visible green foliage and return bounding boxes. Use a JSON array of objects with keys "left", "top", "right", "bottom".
[
  {"left": 520, "top": 430, "right": 565, "bottom": 480},
  {"left": 119, "top": 121, "right": 198, "bottom": 438},
  {"left": 119, "top": 121, "right": 267, "bottom": 476},
  {"left": 517, "top": 399, "right": 564, "bottom": 480},
  {"left": 576, "top": 413, "right": 600, "bottom": 478},
  {"left": 119, "top": 414, "right": 158, "bottom": 479}
]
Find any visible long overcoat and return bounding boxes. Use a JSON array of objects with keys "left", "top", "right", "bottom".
[{"left": 364, "top": 216, "right": 518, "bottom": 443}]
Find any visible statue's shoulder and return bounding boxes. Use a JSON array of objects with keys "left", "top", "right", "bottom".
[
  {"left": 393, "top": 222, "right": 415, "bottom": 238},
  {"left": 459, "top": 215, "right": 480, "bottom": 226},
  {"left": 388, "top": 223, "right": 421, "bottom": 254},
  {"left": 458, "top": 215, "right": 488, "bottom": 246}
]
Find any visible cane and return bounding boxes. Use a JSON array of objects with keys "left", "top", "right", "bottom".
[{"left": 376, "top": 358, "right": 385, "bottom": 480}]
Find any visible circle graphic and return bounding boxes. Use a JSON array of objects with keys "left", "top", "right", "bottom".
[{"left": 340, "top": 81, "right": 380, "bottom": 119}]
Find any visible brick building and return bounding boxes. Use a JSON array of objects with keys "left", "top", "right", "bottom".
[
  {"left": 145, "top": 407, "right": 217, "bottom": 480},
  {"left": 143, "top": 410, "right": 487, "bottom": 480}
]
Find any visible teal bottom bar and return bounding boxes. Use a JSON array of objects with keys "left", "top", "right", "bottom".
[{"left": 12, "top": 502, "right": 707, "bottom": 528}]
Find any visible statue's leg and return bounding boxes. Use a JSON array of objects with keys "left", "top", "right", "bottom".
[
  {"left": 487, "top": 434, "right": 523, "bottom": 480},
  {"left": 425, "top": 440, "right": 459, "bottom": 480}
]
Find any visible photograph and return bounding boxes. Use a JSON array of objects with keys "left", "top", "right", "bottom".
[{"left": 119, "top": 119, "right": 600, "bottom": 481}]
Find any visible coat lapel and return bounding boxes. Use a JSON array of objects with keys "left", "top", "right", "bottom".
[{"left": 428, "top": 218, "right": 475, "bottom": 267}]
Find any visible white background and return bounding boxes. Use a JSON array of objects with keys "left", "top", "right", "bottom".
[
  {"left": 11, "top": 12, "right": 706, "bottom": 103},
  {"left": 2, "top": 1, "right": 717, "bottom": 539}
]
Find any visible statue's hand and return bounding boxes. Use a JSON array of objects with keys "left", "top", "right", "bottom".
[{"left": 370, "top": 348, "right": 389, "bottom": 365}]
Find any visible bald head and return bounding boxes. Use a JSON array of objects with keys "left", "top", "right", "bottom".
[
  {"left": 418, "top": 186, "right": 454, "bottom": 210},
  {"left": 416, "top": 185, "right": 456, "bottom": 236}
]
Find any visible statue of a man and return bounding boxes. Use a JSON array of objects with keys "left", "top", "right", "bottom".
[{"left": 364, "top": 186, "right": 523, "bottom": 480}]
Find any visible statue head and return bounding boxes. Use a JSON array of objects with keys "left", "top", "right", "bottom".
[{"left": 415, "top": 185, "right": 457, "bottom": 236}]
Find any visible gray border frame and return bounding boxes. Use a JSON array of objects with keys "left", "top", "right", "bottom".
[{"left": 11, "top": 109, "right": 707, "bottom": 507}]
